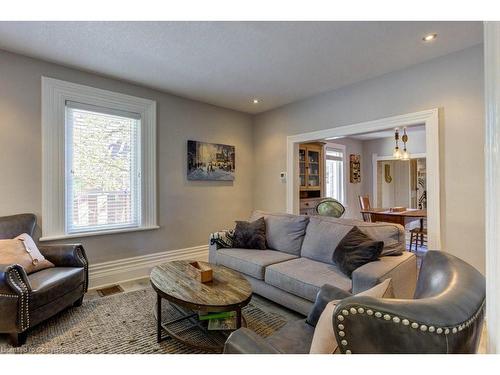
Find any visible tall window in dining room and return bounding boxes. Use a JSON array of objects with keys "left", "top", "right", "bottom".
[
  {"left": 65, "top": 101, "right": 141, "bottom": 234},
  {"left": 325, "top": 146, "right": 345, "bottom": 204}
]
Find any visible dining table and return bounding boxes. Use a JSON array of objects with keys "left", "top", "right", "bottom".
[{"left": 359, "top": 208, "right": 427, "bottom": 230}]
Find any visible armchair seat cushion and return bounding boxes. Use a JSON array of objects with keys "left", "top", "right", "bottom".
[
  {"left": 266, "top": 319, "right": 315, "bottom": 354},
  {"left": 216, "top": 248, "right": 297, "bottom": 280},
  {"left": 265, "top": 258, "right": 352, "bottom": 302},
  {"left": 28, "top": 267, "right": 85, "bottom": 310}
]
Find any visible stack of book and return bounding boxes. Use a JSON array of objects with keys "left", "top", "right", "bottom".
[{"left": 199, "top": 311, "right": 237, "bottom": 330}]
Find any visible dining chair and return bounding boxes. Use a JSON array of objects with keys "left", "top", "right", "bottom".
[
  {"left": 358, "top": 195, "right": 372, "bottom": 222},
  {"left": 410, "top": 219, "right": 427, "bottom": 252}
]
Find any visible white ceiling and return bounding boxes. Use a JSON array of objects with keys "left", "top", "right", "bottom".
[{"left": 0, "top": 21, "right": 483, "bottom": 114}]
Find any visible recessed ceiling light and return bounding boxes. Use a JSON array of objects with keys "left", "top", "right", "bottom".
[
  {"left": 422, "top": 33, "right": 437, "bottom": 42},
  {"left": 252, "top": 98, "right": 259, "bottom": 104}
]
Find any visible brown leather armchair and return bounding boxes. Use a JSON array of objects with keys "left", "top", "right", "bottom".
[{"left": 0, "top": 214, "right": 88, "bottom": 346}]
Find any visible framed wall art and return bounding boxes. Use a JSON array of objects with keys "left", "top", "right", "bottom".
[
  {"left": 187, "top": 140, "right": 235, "bottom": 181},
  {"left": 350, "top": 154, "right": 361, "bottom": 183}
]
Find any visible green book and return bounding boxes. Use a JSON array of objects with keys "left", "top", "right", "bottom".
[{"left": 198, "top": 311, "right": 236, "bottom": 321}]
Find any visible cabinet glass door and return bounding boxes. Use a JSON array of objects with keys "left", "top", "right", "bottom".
[
  {"left": 307, "top": 150, "right": 320, "bottom": 188},
  {"left": 308, "top": 150, "right": 319, "bottom": 163},
  {"left": 299, "top": 149, "right": 306, "bottom": 188},
  {"left": 308, "top": 175, "right": 320, "bottom": 188}
]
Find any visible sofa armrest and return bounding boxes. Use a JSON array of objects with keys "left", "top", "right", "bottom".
[
  {"left": 352, "top": 252, "right": 417, "bottom": 298},
  {"left": 224, "top": 328, "right": 281, "bottom": 354},
  {"left": 208, "top": 230, "right": 234, "bottom": 263},
  {"left": 306, "top": 284, "right": 353, "bottom": 326},
  {"left": 38, "top": 244, "right": 89, "bottom": 292}
]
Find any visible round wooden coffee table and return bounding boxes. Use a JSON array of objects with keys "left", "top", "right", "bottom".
[{"left": 150, "top": 260, "right": 253, "bottom": 352}]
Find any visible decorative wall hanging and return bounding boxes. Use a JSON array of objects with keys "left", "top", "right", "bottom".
[
  {"left": 349, "top": 154, "right": 361, "bottom": 183},
  {"left": 384, "top": 164, "right": 393, "bottom": 183},
  {"left": 187, "top": 140, "right": 235, "bottom": 181}
]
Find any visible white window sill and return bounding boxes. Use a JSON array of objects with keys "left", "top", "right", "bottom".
[{"left": 39, "top": 225, "right": 160, "bottom": 242}]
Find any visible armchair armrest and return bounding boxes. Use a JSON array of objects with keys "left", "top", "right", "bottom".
[
  {"left": 0, "top": 264, "right": 31, "bottom": 294},
  {"left": 208, "top": 230, "right": 234, "bottom": 263},
  {"left": 306, "top": 284, "right": 353, "bottom": 327},
  {"left": 38, "top": 244, "right": 87, "bottom": 268},
  {"left": 332, "top": 295, "right": 485, "bottom": 354},
  {"left": 224, "top": 328, "right": 281, "bottom": 354},
  {"left": 38, "top": 244, "right": 89, "bottom": 292},
  {"left": 0, "top": 264, "right": 31, "bottom": 332}
]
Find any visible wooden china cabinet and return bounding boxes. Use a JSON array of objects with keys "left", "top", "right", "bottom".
[{"left": 299, "top": 142, "right": 325, "bottom": 215}]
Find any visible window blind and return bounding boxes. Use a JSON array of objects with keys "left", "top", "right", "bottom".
[{"left": 65, "top": 101, "right": 141, "bottom": 234}]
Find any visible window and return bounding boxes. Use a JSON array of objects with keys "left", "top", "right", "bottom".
[
  {"left": 325, "top": 145, "right": 346, "bottom": 204},
  {"left": 41, "top": 78, "right": 157, "bottom": 240},
  {"left": 65, "top": 102, "right": 141, "bottom": 234}
]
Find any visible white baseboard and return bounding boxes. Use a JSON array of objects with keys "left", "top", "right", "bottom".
[{"left": 88, "top": 245, "right": 209, "bottom": 289}]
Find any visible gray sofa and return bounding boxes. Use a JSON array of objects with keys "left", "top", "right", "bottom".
[{"left": 209, "top": 211, "right": 417, "bottom": 316}]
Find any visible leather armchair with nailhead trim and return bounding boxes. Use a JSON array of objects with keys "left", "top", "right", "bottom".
[
  {"left": 224, "top": 251, "right": 485, "bottom": 354},
  {"left": 0, "top": 214, "right": 88, "bottom": 347}
]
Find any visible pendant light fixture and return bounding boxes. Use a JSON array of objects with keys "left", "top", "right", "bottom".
[
  {"left": 401, "top": 127, "right": 410, "bottom": 160},
  {"left": 393, "top": 128, "right": 401, "bottom": 158}
]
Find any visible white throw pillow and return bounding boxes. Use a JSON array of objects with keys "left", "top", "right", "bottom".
[{"left": 309, "top": 278, "right": 393, "bottom": 354}]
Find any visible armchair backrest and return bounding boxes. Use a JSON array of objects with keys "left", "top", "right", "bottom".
[
  {"left": 0, "top": 214, "right": 36, "bottom": 240},
  {"left": 333, "top": 251, "right": 485, "bottom": 353}
]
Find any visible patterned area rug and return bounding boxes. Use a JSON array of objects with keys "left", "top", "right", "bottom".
[{"left": 0, "top": 288, "right": 288, "bottom": 354}]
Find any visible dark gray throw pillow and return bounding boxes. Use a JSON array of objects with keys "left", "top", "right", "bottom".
[
  {"left": 232, "top": 217, "right": 267, "bottom": 250},
  {"left": 333, "top": 226, "right": 384, "bottom": 277}
]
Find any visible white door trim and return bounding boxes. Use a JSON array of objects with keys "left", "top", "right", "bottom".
[
  {"left": 484, "top": 21, "right": 500, "bottom": 354},
  {"left": 286, "top": 109, "right": 441, "bottom": 250},
  {"left": 372, "top": 153, "right": 427, "bottom": 208}
]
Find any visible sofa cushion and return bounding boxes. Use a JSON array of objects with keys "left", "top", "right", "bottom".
[
  {"left": 300, "top": 216, "right": 353, "bottom": 264},
  {"left": 250, "top": 210, "right": 309, "bottom": 256},
  {"left": 265, "top": 257, "right": 352, "bottom": 302},
  {"left": 28, "top": 267, "right": 85, "bottom": 310},
  {"left": 216, "top": 248, "right": 297, "bottom": 280}
]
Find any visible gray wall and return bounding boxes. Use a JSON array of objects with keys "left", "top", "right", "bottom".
[
  {"left": 253, "top": 45, "right": 485, "bottom": 273},
  {"left": 0, "top": 49, "right": 254, "bottom": 264}
]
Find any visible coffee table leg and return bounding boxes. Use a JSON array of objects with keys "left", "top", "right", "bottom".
[
  {"left": 157, "top": 294, "right": 162, "bottom": 343},
  {"left": 236, "top": 307, "right": 242, "bottom": 329}
]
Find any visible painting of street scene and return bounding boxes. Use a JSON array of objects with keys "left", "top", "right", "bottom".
[{"left": 187, "top": 140, "right": 235, "bottom": 181}]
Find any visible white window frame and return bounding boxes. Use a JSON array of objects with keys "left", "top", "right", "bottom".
[
  {"left": 324, "top": 142, "right": 347, "bottom": 206},
  {"left": 41, "top": 77, "right": 158, "bottom": 241}
]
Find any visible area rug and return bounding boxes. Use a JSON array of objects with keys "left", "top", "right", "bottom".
[{"left": 0, "top": 288, "right": 288, "bottom": 354}]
